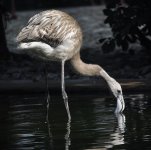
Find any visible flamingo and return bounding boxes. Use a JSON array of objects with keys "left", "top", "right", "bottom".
[{"left": 16, "top": 10, "right": 125, "bottom": 120}]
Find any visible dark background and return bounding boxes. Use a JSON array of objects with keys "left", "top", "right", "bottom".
[
  {"left": 3, "top": 0, "right": 103, "bottom": 10},
  {"left": 0, "top": 0, "right": 151, "bottom": 81}
]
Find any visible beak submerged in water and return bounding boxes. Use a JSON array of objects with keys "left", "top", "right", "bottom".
[{"left": 115, "top": 93, "right": 125, "bottom": 114}]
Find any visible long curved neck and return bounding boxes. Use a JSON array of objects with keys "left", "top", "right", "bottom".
[
  {"left": 70, "top": 52, "right": 125, "bottom": 113},
  {"left": 71, "top": 52, "right": 101, "bottom": 76},
  {"left": 70, "top": 52, "right": 113, "bottom": 82}
]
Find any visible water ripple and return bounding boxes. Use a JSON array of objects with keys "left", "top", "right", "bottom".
[{"left": 0, "top": 93, "right": 151, "bottom": 149}]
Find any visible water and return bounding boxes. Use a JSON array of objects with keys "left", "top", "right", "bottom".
[{"left": 0, "top": 92, "right": 151, "bottom": 150}]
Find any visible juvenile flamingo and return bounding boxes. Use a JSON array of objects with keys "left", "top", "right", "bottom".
[{"left": 16, "top": 10, "right": 125, "bottom": 120}]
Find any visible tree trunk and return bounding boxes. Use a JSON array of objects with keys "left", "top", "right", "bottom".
[
  {"left": 0, "top": 5, "right": 9, "bottom": 57},
  {"left": 11, "top": 0, "right": 17, "bottom": 19}
]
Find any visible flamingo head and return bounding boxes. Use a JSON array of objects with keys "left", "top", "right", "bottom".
[{"left": 107, "top": 78, "right": 125, "bottom": 113}]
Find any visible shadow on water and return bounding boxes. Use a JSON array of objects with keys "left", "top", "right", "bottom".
[{"left": 0, "top": 92, "right": 151, "bottom": 150}]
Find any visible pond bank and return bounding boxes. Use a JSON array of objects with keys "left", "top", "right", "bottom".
[{"left": 0, "top": 79, "right": 148, "bottom": 94}]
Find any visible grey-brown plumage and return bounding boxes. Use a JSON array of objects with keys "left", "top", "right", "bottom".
[
  {"left": 16, "top": 10, "right": 125, "bottom": 120},
  {"left": 17, "top": 10, "right": 82, "bottom": 51}
]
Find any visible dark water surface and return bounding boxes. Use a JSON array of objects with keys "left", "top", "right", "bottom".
[{"left": 0, "top": 92, "right": 151, "bottom": 150}]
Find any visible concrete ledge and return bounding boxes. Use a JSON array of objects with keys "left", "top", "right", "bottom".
[{"left": 0, "top": 79, "right": 149, "bottom": 94}]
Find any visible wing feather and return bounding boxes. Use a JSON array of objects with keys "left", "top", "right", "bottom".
[{"left": 16, "top": 10, "right": 81, "bottom": 48}]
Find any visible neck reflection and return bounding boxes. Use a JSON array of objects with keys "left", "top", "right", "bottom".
[{"left": 105, "top": 113, "right": 126, "bottom": 149}]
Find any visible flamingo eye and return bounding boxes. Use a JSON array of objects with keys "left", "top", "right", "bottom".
[{"left": 117, "top": 90, "right": 121, "bottom": 94}]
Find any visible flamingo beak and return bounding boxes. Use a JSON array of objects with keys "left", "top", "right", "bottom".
[{"left": 115, "top": 93, "right": 125, "bottom": 114}]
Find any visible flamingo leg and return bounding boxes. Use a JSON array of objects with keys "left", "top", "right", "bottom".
[
  {"left": 61, "top": 60, "right": 71, "bottom": 121},
  {"left": 44, "top": 64, "right": 52, "bottom": 135},
  {"left": 45, "top": 63, "right": 51, "bottom": 103}
]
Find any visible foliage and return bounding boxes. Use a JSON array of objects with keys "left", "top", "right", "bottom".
[{"left": 100, "top": 0, "right": 151, "bottom": 54}]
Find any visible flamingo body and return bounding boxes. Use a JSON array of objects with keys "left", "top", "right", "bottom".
[
  {"left": 16, "top": 10, "right": 125, "bottom": 120},
  {"left": 17, "top": 10, "right": 82, "bottom": 62}
]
